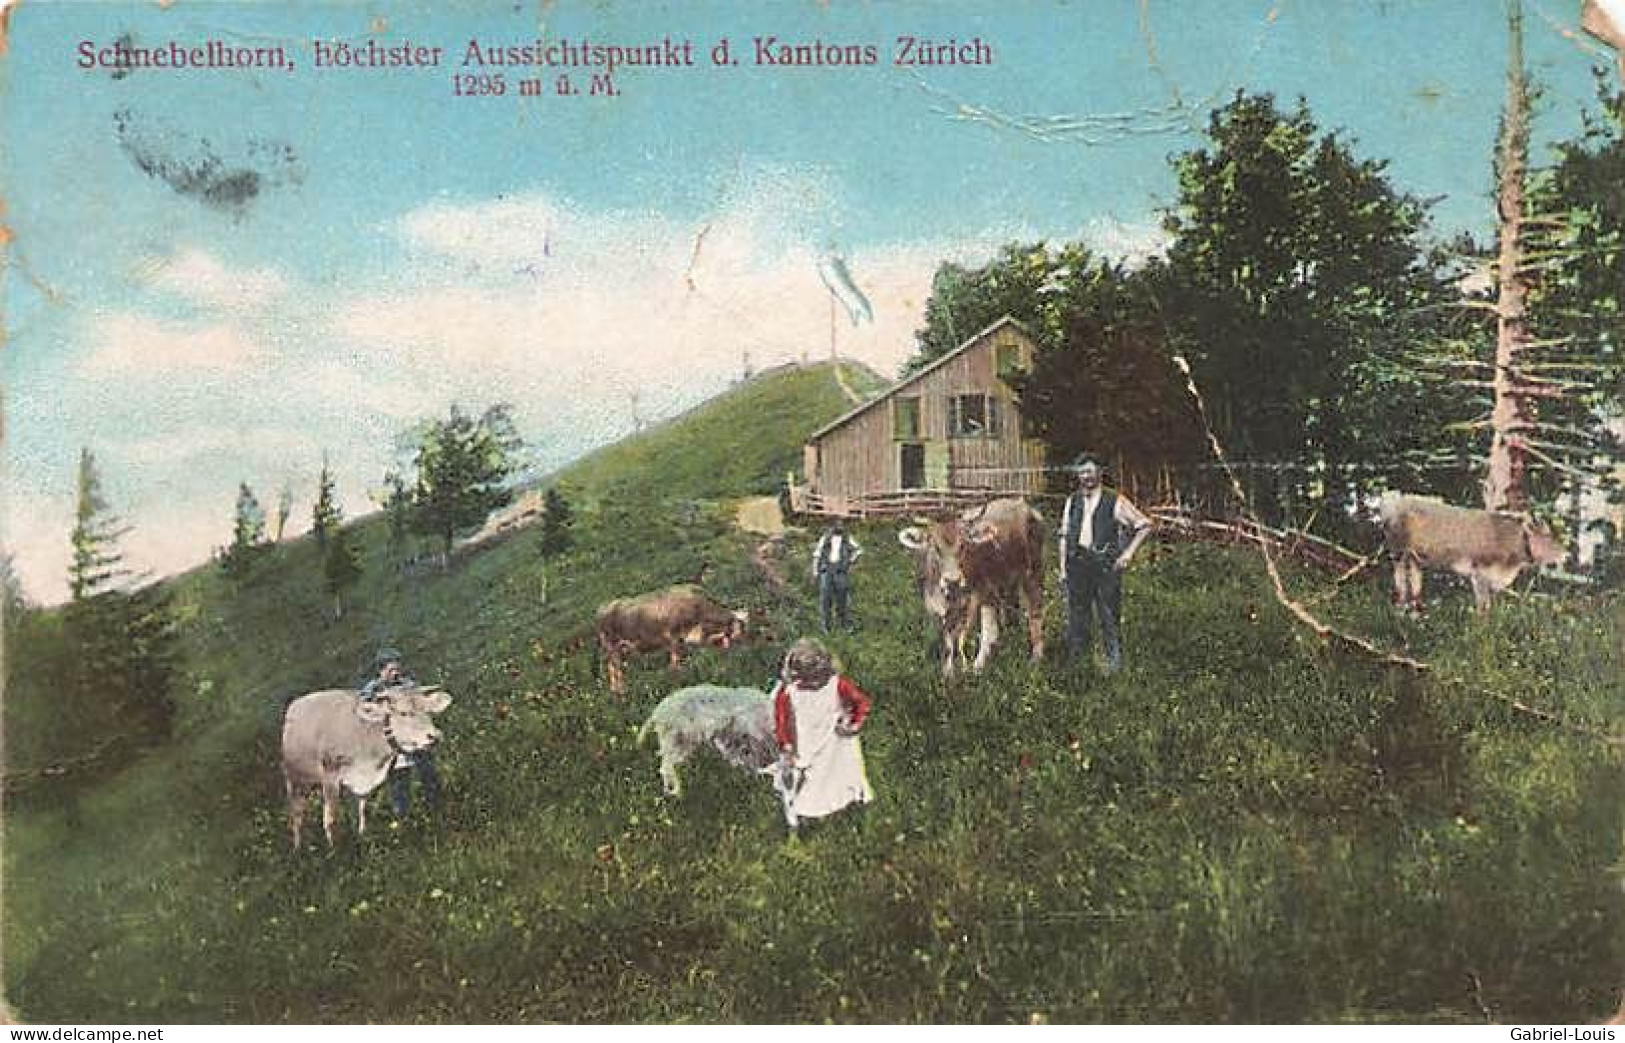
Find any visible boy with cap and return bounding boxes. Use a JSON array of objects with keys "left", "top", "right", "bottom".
[{"left": 360, "top": 647, "right": 443, "bottom": 820}]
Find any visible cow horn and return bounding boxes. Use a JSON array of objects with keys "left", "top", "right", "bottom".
[{"left": 898, "top": 527, "right": 926, "bottom": 550}]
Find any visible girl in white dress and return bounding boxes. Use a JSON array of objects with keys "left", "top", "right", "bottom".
[{"left": 770, "top": 638, "right": 873, "bottom": 829}]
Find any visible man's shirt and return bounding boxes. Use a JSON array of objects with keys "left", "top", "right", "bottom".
[
  {"left": 813, "top": 533, "right": 862, "bottom": 573},
  {"left": 1063, "top": 490, "right": 1150, "bottom": 550}
]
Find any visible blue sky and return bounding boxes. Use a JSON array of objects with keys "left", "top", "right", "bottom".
[{"left": 2, "top": 0, "right": 1618, "bottom": 602}]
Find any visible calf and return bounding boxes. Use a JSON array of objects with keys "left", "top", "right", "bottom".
[{"left": 1377, "top": 492, "right": 1563, "bottom": 613}]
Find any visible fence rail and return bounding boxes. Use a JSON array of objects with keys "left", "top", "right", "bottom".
[
  {"left": 786, "top": 483, "right": 1374, "bottom": 575},
  {"left": 788, "top": 484, "right": 1005, "bottom": 518}
]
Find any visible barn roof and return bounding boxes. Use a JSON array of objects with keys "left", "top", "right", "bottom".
[{"left": 806, "top": 315, "right": 1033, "bottom": 443}]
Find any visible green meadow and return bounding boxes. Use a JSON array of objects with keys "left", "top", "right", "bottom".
[{"left": 5, "top": 362, "right": 1622, "bottom": 1023}]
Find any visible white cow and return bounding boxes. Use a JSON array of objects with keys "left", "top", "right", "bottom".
[
  {"left": 637, "top": 684, "right": 778, "bottom": 796},
  {"left": 281, "top": 686, "right": 453, "bottom": 849}
]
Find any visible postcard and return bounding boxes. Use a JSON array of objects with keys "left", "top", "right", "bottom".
[{"left": 3, "top": 0, "right": 1623, "bottom": 1026}]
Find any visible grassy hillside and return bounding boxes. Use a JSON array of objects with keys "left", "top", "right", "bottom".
[
  {"left": 4, "top": 360, "right": 1623, "bottom": 1023},
  {"left": 561, "top": 360, "right": 888, "bottom": 502}
]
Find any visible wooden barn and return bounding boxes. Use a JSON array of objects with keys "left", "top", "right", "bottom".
[{"left": 790, "top": 316, "right": 1049, "bottom": 516}]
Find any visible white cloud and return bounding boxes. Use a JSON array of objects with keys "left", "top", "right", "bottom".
[
  {"left": 398, "top": 195, "right": 573, "bottom": 269},
  {"left": 11, "top": 179, "right": 1078, "bottom": 601},
  {"left": 341, "top": 189, "right": 1028, "bottom": 409},
  {"left": 77, "top": 313, "right": 263, "bottom": 378},
  {"left": 137, "top": 247, "right": 290, "bottom": 312}
]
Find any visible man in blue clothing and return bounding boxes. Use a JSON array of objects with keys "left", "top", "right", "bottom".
[
  {"left": 1058, "top": 456, "right": 1152, "bottom": 673},
  {"left": 360, "top": 647, "right": 442, "bottom": 820},
  {"left": 811, "top": 521, "right": 863, "bottom": 633}
]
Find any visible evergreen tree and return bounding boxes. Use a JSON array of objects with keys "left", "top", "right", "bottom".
[
  {"left": 222, "top": 482, "right": 268, "bottom": 579},
  {"left": 539, "top": 487, "right": 575, "bottom": 557},
  {"left": 69, "top": 448, "right": 128, "bottom": 601},
  {"left": 67, "top": 449, "right": 130, "bottom": 697},
  {"left": 64, "top": 448, "right": 176, "bottom": 742},
  {"left": 381, "top": 470, "right": 412, "bottom": 560},
  {"left": 311, "top": 456, "right": 341, "bottom": 549},
  {"left": 322, "top": 525, "right": 363, "bottom": 619},
  {"left": 407, "top": 404, "right": 522, "bottom": 564}
]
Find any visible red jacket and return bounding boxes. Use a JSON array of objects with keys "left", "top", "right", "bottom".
[{"left": 773, "top": 675, "right": 871, "bottom": 752}]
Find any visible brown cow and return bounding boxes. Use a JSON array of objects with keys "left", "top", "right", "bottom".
[
  {"left": 898, "top": 498, "right": 1046, "bottom": 676},
  {"left": 596, "top": 584, "right": 750, "bottom": 695},
  {"left": 1377, "top": 492, "right": 1563, "bottom": 613}
]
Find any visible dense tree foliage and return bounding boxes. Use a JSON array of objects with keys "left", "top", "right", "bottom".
[
  {"left": 903, "top": 92, "right": 1489, "bottom": 532},
  {"left": 405, "top": 404, "right": 522, "bottom": 562},
  {"left": 1161, "top": 92, "right": 1463, "bottom": 523},
  {"left": 908, "top": 243, "right": 1093, "bottom": 372},
  {"left": 1012, "top": 261, "right": 1209, "bottom": 490}
]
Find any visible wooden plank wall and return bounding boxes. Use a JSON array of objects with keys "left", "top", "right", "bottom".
[{"left": 808, "top": 324, "right": 1048, "bottom": 497}]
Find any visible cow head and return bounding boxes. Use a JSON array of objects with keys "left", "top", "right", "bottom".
[
  {"left": 1523, "top": 522, "right": 1564, "bottom": 567},
  {"left": 682, "top": 610, "right": 750, "bottom": 650},
  {"left": 357, "top": 686, "right": 454, "bottom": 754},
  {"left": 899, "top": 520, "right": 970, "bottom": 626},
  {"left": 712, "top": 610, "right": 750, "bottom": 648}
]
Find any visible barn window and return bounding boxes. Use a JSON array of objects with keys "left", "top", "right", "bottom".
[
  {"left": 893, "top": 396, "right": 921, "bottom": 440},
  {"left": 996, "top": 343, "right": 1024, "bottom": 379},
  {"left": 950, "top": 394, "right": 1000, "bottom": 438}
]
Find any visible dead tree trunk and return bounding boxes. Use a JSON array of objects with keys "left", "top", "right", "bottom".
[{"left": 1484, "top": 0, "right": 1535, "bottom": 513}]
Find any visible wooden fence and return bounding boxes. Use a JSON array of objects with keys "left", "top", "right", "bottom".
[
  {"left": 786, "top": 479, "right": 1370, "bottom": 576},
  {"left": 787, "top": 462, "right": 1230, "bottom": 520},
  {"left": 787, "top": 484, "right": 1003, "bottom": 518}
]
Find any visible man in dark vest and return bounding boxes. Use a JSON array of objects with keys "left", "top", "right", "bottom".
[
  {"left": 811, "top": 520, "right": 863, "bottom": 633},
  {"left": 1059, "top": 456, "right": 1152, "bottom": 673}
]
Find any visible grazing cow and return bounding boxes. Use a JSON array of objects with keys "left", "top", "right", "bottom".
[
  {"left": 596, "top": 584, "right": 750, "bottom": 695},
  {"left": 897, "top": 498, "right": 1046, "bottom": 676},
  {"left": 637, "top": 684, "right": 778, "bottom": 796},
  {"left": 1377, "top": 492, "right": 1563, "bottom": 613},
  {"left": 281, "top": 686, "right": 453, "bottom": 849}
]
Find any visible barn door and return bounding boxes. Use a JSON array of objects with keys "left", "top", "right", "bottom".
[
  {"left": 924, "top": 443, "right": 949, "bottom": 489},
  {"left": 900, "top": 443, "right": 925, "bottom": 489}
]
